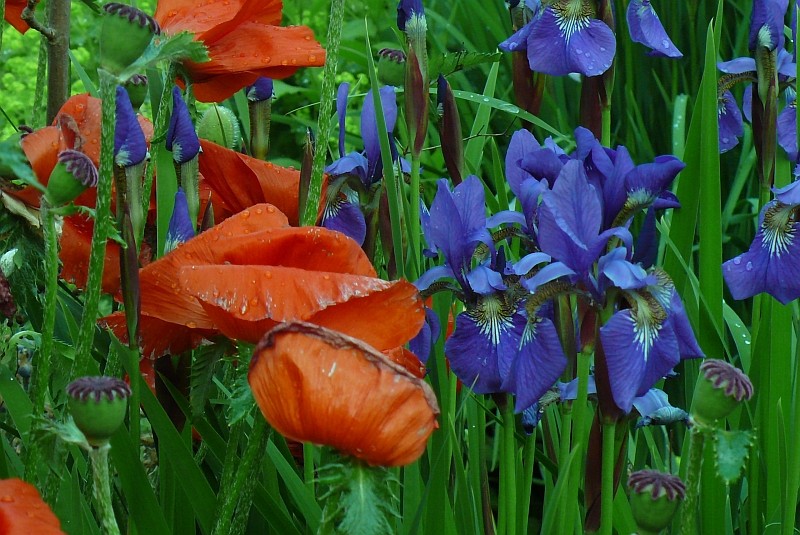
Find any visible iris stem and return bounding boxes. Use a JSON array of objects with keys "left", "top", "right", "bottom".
[
  {"left": 408, "top": 155, "right": 422, "bottom": 279},
  {"left": 599, "top": 421, "right": 615, "bottom": 535},
  {"left": 24, "top": 201, "right": 59, "bottom": 483},
  {"left": 501, "top": 396, "right": 517, "bottom": 535},
  {"left": 72, "top": 70, "right": 116, "bottom": 377},
  {"left": 679, "top": 426, "right": 706, "bottom": 535},
  {"left": 564, "top": 349, "right": 592, "bottom": 533},
  {"left": 554, "top": 404, "right": 573, "bottom": 531},
  {"left": 90, "top": 444, "right": 120, "bottom": 535},
  {"left": 301, "top": 0, "right": 345, "bottom": 226}
]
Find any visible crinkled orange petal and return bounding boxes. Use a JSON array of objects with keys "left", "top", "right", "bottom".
[
  {"left": 194, "top": 0, "right": 282, "bottom": 42},
  {"left": 4, "top": 0, "right": 30, "bottom": 34},
  {"left": 59, "top": 215, "right": 123, "bottom": 295},
  {"left": 179, "top": 265, "right": 422, "bottom": 348},
  {"left": 155, "top": 0, "right": 245, "bottom": 34},
  {"left": 383, "top": 346, "right": 426, "bottom": 379},
  {"left": 0, "top": 478, "right": 64, "bottom": 534},
  {"left": 189, "top": 74, "right": 261, "bottom": 104},
  {"left": 248, "top": 323, "right": 439, "bottom": 466},
  {"left": 101, "top": 312, "right": 217, "bottom": 360},
  {"left": 199, "top": 139, "right": 301, "bottom": 224}
]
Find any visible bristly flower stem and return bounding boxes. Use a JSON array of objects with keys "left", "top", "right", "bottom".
[
  {"left": 301, "top": 0, "right": 345, "bottom": 226},
  {"left": 90, "top": 444, "right": 121, "bottom": 535},
  {"left": 72, "top": 70, "right": 117, "bottom": 377},
  {"left": 679, "top": 426, "right": 706, "bottom": 535}
]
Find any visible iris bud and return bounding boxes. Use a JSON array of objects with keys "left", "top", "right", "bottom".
[{"left": 66, "top": 376, "right": 131, "bottom": 447}]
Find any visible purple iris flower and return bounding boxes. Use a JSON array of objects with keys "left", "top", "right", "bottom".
[
  {"left": 397, "top": 0, "right": 424, "bottom": 32},
  {"left": 598, "top": 257, "right": 703, "bottom": 413},
  {"left": 166, "top": 86, "right": 200, "bottom": 165},
  {"left": 409, "top": 306, "right": 441, "bottom": 364},
  {"left": 415, "top": 177, "right": 567, "bottom": 412},
  {"left": 723, "top": 180, "right": 800, "bottom": 304},
  {"left": 626, "top": 1, "right": 682, "bottom": 58},
  {"left": 114, "top": 86, "right": 147, "bottom": 168},
  {"left": 777, "top": 93, "right": 797, "bottom": 162},
  {"left": 164, "top": 188, "right": 195, "bottom": 254},
  {"left": 718, "top": 90, "right": 745, "bottom": 153}
]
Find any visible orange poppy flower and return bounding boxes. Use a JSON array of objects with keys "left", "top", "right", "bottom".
[
  {"left": 4, "top": 0, "right": 32, "bottom": 34},
  {"left": 101, "top": 203, "right": 425, "bottom": 359},
  {"left": 153, "top": 0, "right": 326, "bottom": 102},
  {"left": 0, "top": 478, "right": 64, "bottom": 534},
  {"left": 249, "top": 322, "right": 439, "bottom": 467}
]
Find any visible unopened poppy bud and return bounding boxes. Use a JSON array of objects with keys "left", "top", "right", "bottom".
[
  {"left": 45, "top": 150, "right": 98, "bottom": 206},
  {"left": 691, "top": 359, "right": 753, "bottom": 427},
  {"left": 123, "top": 74, "right": 148, "bottom": 111},
  {"left": 99, "top": 3, "right": 160, "bottom": 74},
  {"left": 197, "top": 105, "right": 241, "bottom": 150},
  {"left": 628, "top": 469, "right": 685, "bottom": 533},
  {"left": 377, "top": 48, "right": 406, "bottom": 87},
  {"left": 67, "top": 376, "right": 131, "bottom": 447}
]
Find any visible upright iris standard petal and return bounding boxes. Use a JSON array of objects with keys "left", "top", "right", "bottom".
[
  {"left": 723, "top": 200, "right": 800, "bottom": 304},
  {"left": 626, "top": 1, "right": 682, "bottom": 58},
  {"left": 165, "top": 188, "right": 195, "bottom": 253},
  {"left": 114, "top": 86, "right": 148, "bottom": 167},
  {"left": 336, "top": 83, "right": 350, "bottom": 158},
  {"left": 525, "top": 2, "right": 616, "bottom": 77},
  {"left": 362, "top": 86, "right": 399, "bottom": 183},
  {"left": 166, "top": 87, "right": 200, "bottom": 164}
]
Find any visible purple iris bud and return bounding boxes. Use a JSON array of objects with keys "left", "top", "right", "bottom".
[
  {"left": 246, "top": 77, "right": 274, "bottom": 102},
  {"left": 114, "top": 85, "right": 147, "bottom": 167},
  {"left": 626, "top": 1, "right": 682, "bottom": 58},
  {"left": 397, "top": 0, "right": 424, "bottom": 31},
  {"left": 500, "top": 0, "right": 616, "bottom": 77},
  {"left": 723, "top": 195, "right": 800, "bottom": 304},
  {"left": 166, "top": 86, "right": 200, "bottom": 165},
  {"left": 165, "top": 188, "right": 195, "bottom": 253},
  {"left": 749, "top": 0, "right": 789, "bottom": 51}
]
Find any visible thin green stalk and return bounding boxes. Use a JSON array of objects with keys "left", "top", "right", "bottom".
[
  {"left": 519, "top": 428, "right": 536, "bottom": 535},
  {"left": 501, "top": 397, "right": 517, "bottom": 535},
  {"left": 0, "top": 0, "right": 6, "bottom": 51},
  {"left": 90, "top": 444, "right": 121, "bottom": 535},
  {"left": 563, "top": 342, "right": 593, "bottom": 534},
  {"left": 680, "top": 427, "right": 706, "bottom": 535},
  {"left": 599, "top": 421, "right": 615, "bottom": 535},
  {"left": 24, "top": 201, "right": 59, "bottom": 482},
  {"left": 212, "top": 414, "right": 269, "bottom": 535},
  {"left": 554, "top": 405, "right": 572, "bottom": 531},
  {"left": 72, "top": 70, "right": 117, "bottom": 377},
  {"left": 408, "top": 155, "right": 422, "bottom": 279},
  {"left": 304, "top": 442, "right": 315, "bottom": 495},
  {"left": 601, "top": 105, "right": 611, "bottom": 147},
  {"left": 301, "top": 0, "right": 345, "bottom": 226}
]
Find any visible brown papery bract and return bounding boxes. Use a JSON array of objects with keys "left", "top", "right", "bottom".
[{"left": 249, "top": 322, "right": 440, "bottom": 467}]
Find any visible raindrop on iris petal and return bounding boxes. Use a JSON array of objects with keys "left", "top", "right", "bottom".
[
  {"left": 733, "top": 257, "right": 741, "bottom": 265},
  {"left": 722, "top": 137, "right": 729, "bottom": 143},
  {"left": 745, "top": 261, "right": 753, "bottom": 271},
  {"left": 662, "top": 39, "right": 670, "bottom": 49},
  {"left": 600, "top": 47, "right": 606, "bottom": 52}
]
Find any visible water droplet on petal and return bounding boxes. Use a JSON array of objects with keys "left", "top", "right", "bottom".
[
  {"left": 733, "top": 257, "right": 741, "bottom": 265},
  {"left": 745, "top": 261, "right": 753, "bottom": 271}
]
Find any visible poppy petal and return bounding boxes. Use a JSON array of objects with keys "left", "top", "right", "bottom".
[
  {"left": 154, "top": 0, "right": 245, "bottom": 34},
  {"left": 4, "top": 0, "right": 31, "bottom": 34},
  {"left": 59, "top": 215, "right": 123, "bottom": 295},
  {"left": 248, "top": 322, "right": 439, "bottom": 466},
  {"left": 0, "top": 478, "right": 64, "bottom": 534}
]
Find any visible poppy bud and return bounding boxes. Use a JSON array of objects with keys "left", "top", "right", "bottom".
[
  {"left": 377, "top": 48, "right": 406, "bottom": 87},
  {"left": 628, "top": 469, "right": 685, "bottom": 533},
  {"left": 45, "top": 150, "right": 99, "bottom": 206},
  {"left": 123, "top": 74, "right": 149, "bottom": 111},
  {"left": 66, "top": 376, "right": 131, "bottom": 447},
  {"left": 197, "top": 105, "right": 241, "bottom": 150},
  {"left": 99, "top": 3, "right": 160, "bottom": 74},
  {"left": 690, "top": 359, "right": 753, "bottom": 427}
]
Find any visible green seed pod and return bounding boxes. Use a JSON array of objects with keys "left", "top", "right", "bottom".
[
  {"left": 99, "top": 3, "right": 160, "bottom": 74},
  {"left": 123, "top": 74, "right": 149, "bottom": 111},
  {"left": 197, "top": 105, "right": 241, "bottom": 150},
  {"left": 45, "top": 150, "right": 98, "bottom": 206},
  {"left": 628, "top": 469, "right": 685, "bottom": 534},
  {"left": 67, "top": 376, "right": 131, "bottom": 447},
  {"left": 377, "top": 48, "right": 406, "bottom": 87},
  {"left": 690, "top": 359, "right": 753, "bottom": 427}
]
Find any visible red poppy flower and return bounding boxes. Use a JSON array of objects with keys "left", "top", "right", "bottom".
[
  {"left": 4, "top": 0, "right": 33, "bottom": 34},
  {"left": 101, "top": 203, "right": 425, "bottom": 359},
  {"left": 153, "top": 0, "right": 326, "bottom": 102},
  {"left": 248, "top": 322, "right": 439, "bottom": 467},
  {"left": 0, "top": 478, "right": 64, "bottom": 534}
]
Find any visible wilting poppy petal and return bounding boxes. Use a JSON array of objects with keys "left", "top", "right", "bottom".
[
  {"left": 383, "top": 346, "right": 426, "bottom": 378},
  {"left": 0, "top": 478, "right": 64, "bottom": 534},
  {"left": 199, "top": 139, "right": 303, "bottom": 224},
  {"left": 248, "top": 322, "right": 439, "bottom": 466}
]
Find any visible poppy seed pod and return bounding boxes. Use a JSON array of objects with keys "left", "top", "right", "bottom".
[
  {"left": 123, "top": 74, "right": 149, "bottom": 111},
  {"left": 377, "top": 48, "right": 406, "bottom": 87},
  {"left": 248, "top": 322, "right": 440, "bottom": 466},
  {"left": 99, "top": 3, "right": 161, "bottom": 74},
  {"left": 690, "top": 359, "right": 753, "bottom": 427},
  {"left": 45, "top": 150, "right": 99, "bottom": 206},
  {"left": 628, "top": 469, "right": 685, "bottom": 533},
  {"left": 67, "top": 376, "right": 131, "bottom": 446}
]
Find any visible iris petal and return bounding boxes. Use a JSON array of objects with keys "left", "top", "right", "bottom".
[{"left": 626, "top": 0, "right": 682, "bottom": 58}]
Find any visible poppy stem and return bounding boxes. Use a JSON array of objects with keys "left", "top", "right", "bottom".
[
  {"left": 679, "top": 426, "right": 706, "bottom": 535},
  {"left": 300, "top": 0, "right": 345, "bottom": 226},
  {"left": 90, "top": 444, "right": 121, "bottom": 535}
]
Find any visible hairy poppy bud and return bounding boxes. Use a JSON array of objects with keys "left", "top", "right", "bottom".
[
  {"left": 628, "top": 469, "right": 685, "bottom": 533},
  {"left": 197, "top": 105, "right": 241, "bottom": 150},
  {"left": 99, "top": 3, "right": 160, "bottom": 74},
  {"left": 67, "top": 376, "right": 131, "bottom": 446},
  {"left": 45, "top": 150, "right": 98, "bottom": 206},
  {"left": 690, "top": 359, "right": 753, "bottom": 427}
]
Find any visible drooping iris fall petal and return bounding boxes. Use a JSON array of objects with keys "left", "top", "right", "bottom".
[
  {"left": 154, "top": 0, "right": 326, "bottom": 102},
  {"left": 0, "top": 478, "right": 64, "bottom": 534},
  {"left": 248, "top": 322, "right": 439, "bottom": 466}
]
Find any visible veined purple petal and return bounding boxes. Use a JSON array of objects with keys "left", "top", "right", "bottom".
[
  {"left": 723, "top": 201, "right": 800, "bottom": 304},
  {"left": 521, "top": 261, "right": 576, "bottom": 292},
  {"left": 743, "top": 84, "right": 754, "bottom": 123},
  {"left": 778, "top": 48, "right": 798, "bottom": 78},
  {"left": 414, "top": 265, "right": 456, "bottom": 292},
  {"left": 336, "top": 83, "right": 349, "bottom": 158},
  {"left": 513, "top": 252, "right": 552, "bottom": 276},
  {"left": 114, "top": 85, "right": 147, "bottom": 167},
  {"left": 506, "top": 129, "right": 541, "bottom": 197},
  {"left": 420, "top": 199, "right": 437, "bottom": 258},
  {"left": 487, "top": 210, "right": 527, "bottom": 229},
  {"left": 565, "top": 19, "right": 616, "bottom": 76},
  {"left": 325, "top": 151, "right": 368, "bottom": 183},
  {"left": 773, "top": 178, "right": 800, "bottom": 204},
  {"left": 602, "top": 145, "right": 634, "bottom": 225},
  {"left": 466, "top": 265, "right": 507, "bottom": 295},
  {"left": 599, "top": 252, "right": 654, "bottom": 290},
  {"left": 500, "top": 20, "right": 534, "bottom": 52},
  {"left": 321, "top": 190, "right": 366, "bottom": 245},
  {"left": 409, "top": 307, "right": 441, "bottom": 364},
  {"left": 626, "top": 0, "right": 682, "bottom": 58},
  {"left": 502, "top": 317, "right": 568, "bottom": 412},
  {"left": 166, "top": 86, "right": 200, "bottom": 164},
  {"left": 750, "top": 0, "right": 789, "bottom": 51},
  {"left": 362, "top": 86, "right": 398, "bottom": 182},
  {"left": 632, "top": 207, "right": 658, "bottom": 268},
  {"left": 718, "top": 57, "right": 757, "bottom": 74},
  {"left": 631, "top": 388, "right": 670, "bottom": 418},
  {"left": 777, "top": 102, "right": 798, "bottom": 162},
  {"left": 165, "top": 188, "right": 195, "bottom": 253},
  {"left": 666, "top": 290, "right": 704, "bottom": 358},
  {"left": 625, "top": 156, "right": 686, "bottom": 206},
  {"left": 520, "top": 148, "right": 565, "bottom": 186},
  {"left": 718, "top": 90, "right": 745, "bottom": 153}
]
